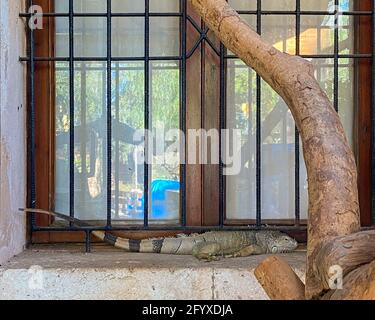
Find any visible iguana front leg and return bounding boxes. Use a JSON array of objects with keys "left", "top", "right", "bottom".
[
  {"left": 225, "top": 244, "right": 265, "bottom": 258},
  {"left": 192, "top": 242, "right": 223, "bottom": 260}
]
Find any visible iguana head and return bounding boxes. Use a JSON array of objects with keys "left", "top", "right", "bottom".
[{"left": 257, "top": 231, "right": 298, "bottom": 254}]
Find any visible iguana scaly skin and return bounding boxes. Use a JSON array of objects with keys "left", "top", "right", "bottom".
[
  {"left": 92, "top": 230, "right": 298, "bottom": 260},
  {"left": 20, "top": 209, "right": 298, "bottom": 260}
]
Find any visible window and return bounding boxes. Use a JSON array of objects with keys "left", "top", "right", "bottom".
[
  {"left": 26, "top": 0, "right": 374, "bottom": 243},
  {"left": 225, "top": 0, "right": 371, "bottom": 225},
  {"left": 53, "top": 0, "right": 182, "bottom": 224}
]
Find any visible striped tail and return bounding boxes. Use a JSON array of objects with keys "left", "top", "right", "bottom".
[
  {"left": 92, "top": 231, "right": 196, "bottom": 255},
  {"left": 20, "top": 209, "right": 196, "bottom": 255}
]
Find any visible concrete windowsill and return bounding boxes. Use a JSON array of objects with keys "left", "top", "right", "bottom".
[{"left": 0, "top": 244, "right": 306, "bottom": 300}]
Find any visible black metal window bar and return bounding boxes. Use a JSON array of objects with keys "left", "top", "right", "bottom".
[{"left": 21, "top": 0, "right": 375, "bottom": 251}]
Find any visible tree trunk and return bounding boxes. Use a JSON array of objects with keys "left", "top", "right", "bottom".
[{"left": 189, "top": 0, "right": 361, "bottom": 299}]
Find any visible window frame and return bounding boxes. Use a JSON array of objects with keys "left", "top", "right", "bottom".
[{"left": 27, "top": 0, "right": 374, "bottom": 244}]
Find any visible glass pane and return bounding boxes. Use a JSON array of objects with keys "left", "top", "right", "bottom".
[
  {"left": 55, "top": 62, "right": 70, "bottom": 214},
  {"left": 150, "top": 61, "right": 180, "bottom": 222},
  {"left": 242, "top": 14, "right": 257, "bottom": 30},
  {"left": 339, "top": 15, "right": 370, "bottom": 54},
  {"left": 74, "top": 17, "right": 107, "bottom": 57},
  {"left": 228, "top": 0, "right": 256, "bottom": 11},
  {"left": 262, "top": 0, "right": 295, "bottom": 11},
  {"left": 74, "top": 0, "right": 106, "bottom": 13},
  {"left": 261, "top": 81, "right": 295, "bottom": 220},
  {"left": 226, "top": 60, "right": 256, "bottom": 220},
  {"left": 301, "top": 0, "right": 331, "bottom": 11},
  {"left": 338, "top": 58, "right": 355, "bottom": 150},
  {"left": 112, "top": 0, "right": 144, "bottom": 13},
  {"left": 311, "top": 58, "right": 334, "bottom": 103},
  {"left": 150, "top": 17, "right": 180, "bottom": 56},
  {"left": 55, "top": 17, "right": 69, "bottom": 57},
  {"left": 74, "top": 62, "right": 107, "bottom": 221},
  {"left": 340, "top": 0, "right": 352, "bottom": 12},
  {"left": 111, "top": 62, "right": 145, "bottom": 221},
  {"left": 262, "top": 15, "right": 296, "bottom": 55},
  {"left": 150, "top": 0, "right": 180, "bottom": 12},
  {"left": 339, "top": 15, "right": 352, "bottom": 54},
  {"left": 112, "top": 18, "right": 145, "bottom": 57},
  {"left": 300, "top": 15, "right": 334, "bottom": 55},
  {"left": 301, "top": 0, "right": 351, "bottom": 12},
  {"left": 54, "top": 0, "right": 68, "bottom": 13}
]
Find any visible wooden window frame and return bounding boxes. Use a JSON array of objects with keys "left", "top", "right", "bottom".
[{"left": 29, "top": 0, "right": 373, "bottom": 243}]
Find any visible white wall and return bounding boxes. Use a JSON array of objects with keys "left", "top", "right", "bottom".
[{"left": 0, "top": 0, "right": 26, "bottom": 264}]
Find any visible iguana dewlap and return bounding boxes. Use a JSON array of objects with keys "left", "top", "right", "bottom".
[{"left": 93, "top": 230, "right": 298, "bottom": 260}]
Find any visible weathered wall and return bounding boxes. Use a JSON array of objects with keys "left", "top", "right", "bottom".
[{"left": 0, "top": 0, "right": 26, "bottom": 264}]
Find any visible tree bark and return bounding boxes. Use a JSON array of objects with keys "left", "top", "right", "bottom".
[
  {"left": 254, "top": 256, "right": 305, "bottom": 300},
  {"left": 189, "top": 0, "right": 360, "bottom": 299},
  {"left": 314, "top": 230, "right": 375, "bottom": 294}
]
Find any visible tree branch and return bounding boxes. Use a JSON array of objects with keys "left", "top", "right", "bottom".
[{"left": 190, "top": 0, "right": 360, "bottom": 298}]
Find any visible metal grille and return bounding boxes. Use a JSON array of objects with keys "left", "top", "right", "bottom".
[{"left": 21, "top": 0, "right": 375, "bottom": 249}]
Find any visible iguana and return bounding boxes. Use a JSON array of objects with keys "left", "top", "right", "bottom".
[
  {"left": 93, "top": 230, "right": 298, "bottom": 260},
  {"left": 21, "top": 208, "right": 298, "bottom": 260}
]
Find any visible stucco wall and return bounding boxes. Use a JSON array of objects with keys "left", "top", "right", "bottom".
[{"left": 0, "top": 0, "right": 26, "bottom": 264}]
